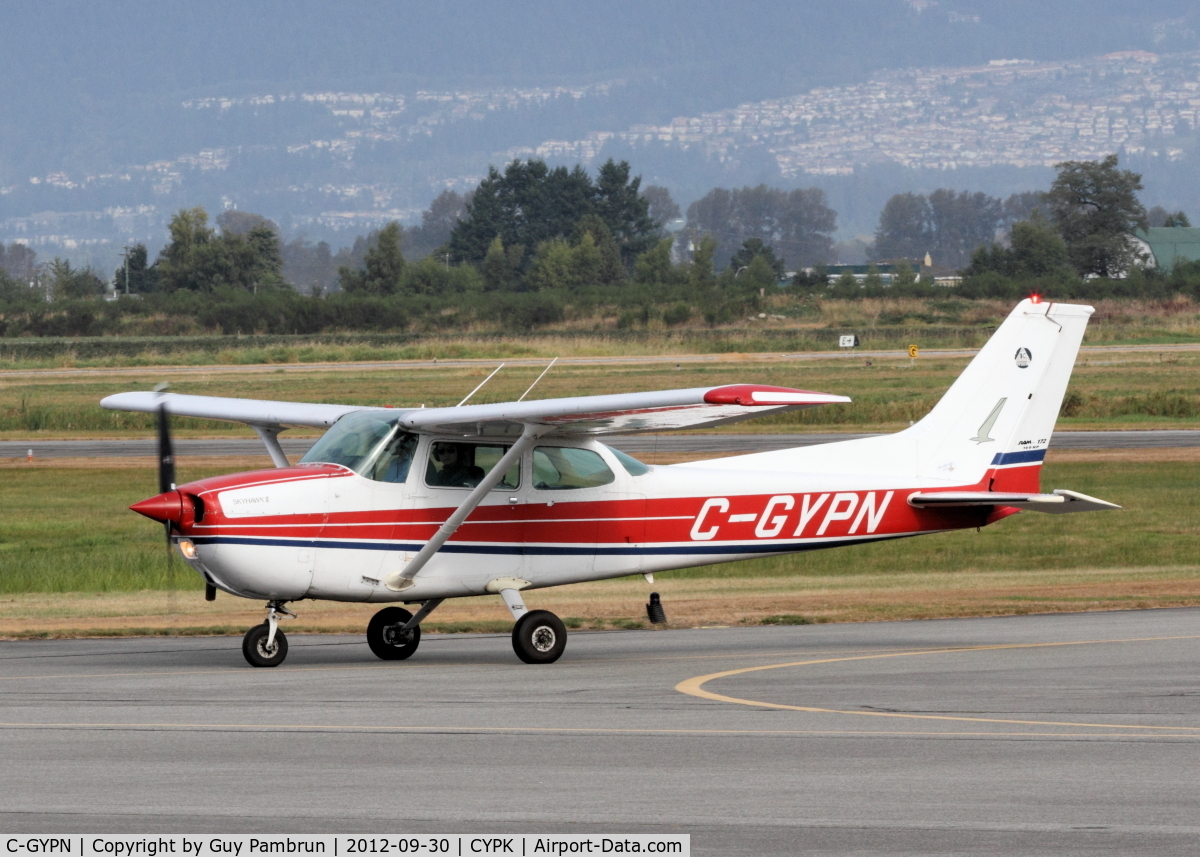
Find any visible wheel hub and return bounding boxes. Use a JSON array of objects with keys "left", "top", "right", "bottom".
[
  {"left": 531, "top": 625, "right": 556, "bottom": 652},
  {"left": 383, "top": 626, "right": 412, "bottom": 646}
]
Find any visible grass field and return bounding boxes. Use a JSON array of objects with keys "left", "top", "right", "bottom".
[
  {"left": 0, "top": 448, "right": 1196, "bottom": 637},
  {"left": 2, "top": 297, "right": 1198, "bottom": 372},
  {"left": 2, "top": 344, "right": 1198, "bottom": 439}
]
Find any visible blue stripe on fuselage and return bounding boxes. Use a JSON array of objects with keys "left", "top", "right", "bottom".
[
  {"left": 191, "top": 533, "right": 909, "bottom": 557},
  {"left": 989, "top": 449, "right": 1046, "bottom": 466}
]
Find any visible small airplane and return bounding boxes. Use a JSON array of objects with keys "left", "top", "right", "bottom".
[{"left": 103, "top": 298, "right": 1117, "bottom": 667}]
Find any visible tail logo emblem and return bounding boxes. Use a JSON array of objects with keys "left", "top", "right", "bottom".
[
  {"left": 1014, "top": 347, "right": 1032, "bottom": 368},
  {"left": 971, "top": 398, "right": 1007, "bottom": 444}
]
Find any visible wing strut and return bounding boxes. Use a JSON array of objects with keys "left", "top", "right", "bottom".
[
  {"left": 383, "top": 423, "right": 550, "bottom": 592},
  {"left": 251, "top": 424, "right": 290, "bottom": 468}
]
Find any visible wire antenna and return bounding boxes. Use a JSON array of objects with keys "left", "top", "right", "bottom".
[
  {"left": 517, "top": 357, "right": 559, "bottom": 402},
  {"left": 457, "top": 364, "right": 505, "bottom": 407}
]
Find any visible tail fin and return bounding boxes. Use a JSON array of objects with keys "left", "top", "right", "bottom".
[{"left": 908, "top": 298, "right": 1093, "bottom": 491}]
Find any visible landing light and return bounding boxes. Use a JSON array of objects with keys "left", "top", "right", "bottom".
[{"left": 178, "top": 539, "right": 198, "bottom": 560}]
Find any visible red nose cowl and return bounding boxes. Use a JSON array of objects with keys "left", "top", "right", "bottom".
[{"left": 130, "top": 490, "right": 184, "bottom": 524}]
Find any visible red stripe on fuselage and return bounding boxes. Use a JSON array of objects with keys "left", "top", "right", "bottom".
[{"left": 175, "top": 464, "right": 1042, "bottom": 547}]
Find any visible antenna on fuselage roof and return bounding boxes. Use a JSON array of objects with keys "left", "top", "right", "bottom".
[
  {"left": 456, "top": 363, "right": 505, "bottom": 407},
  {"left": 517, "top": 357, "right": 558, "bottom": 402}
]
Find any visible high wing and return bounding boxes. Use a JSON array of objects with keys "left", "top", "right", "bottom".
[
  {"left": 394, "top": 384, "right": 849, "bottom": 436},
  {"left": 100, "top": 392, "right": 365, "bottom": 429},
  {"left": 101, "top": 384, "right": 850, "bottom": 437}
]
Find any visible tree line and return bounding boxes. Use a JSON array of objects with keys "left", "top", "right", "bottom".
[{"left": 2, "top": 153, "right": 1197, "bottom": 338}]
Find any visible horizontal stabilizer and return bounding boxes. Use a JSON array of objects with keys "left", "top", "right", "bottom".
[{"left": 908, "top": 489, "right": 1119, "bottom": 514}]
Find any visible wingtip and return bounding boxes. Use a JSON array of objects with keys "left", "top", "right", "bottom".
[{"left": 704, "top": 384, "right": 849, "bottom": 407}]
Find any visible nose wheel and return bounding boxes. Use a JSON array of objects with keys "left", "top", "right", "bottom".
[
  {"left": 242, "top": 623, "right": 288, "bottom": 667},
  {"left": 242, "top": 601, "right": 295, "bottom": 667}
]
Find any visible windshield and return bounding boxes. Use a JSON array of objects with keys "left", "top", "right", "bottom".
[{"left": 299, "top": 411, "right": 412, "bottom": 479}]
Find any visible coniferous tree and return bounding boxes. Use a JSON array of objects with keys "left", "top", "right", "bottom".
[
  {"left": 112, "top": 244, "right": 157, "bottom": 293},
  {"left": 481, "top": 236, "right": 512, "bottom": 292},
  {"left": 449, "top": 158, "right": 656, "bottom": 274}
]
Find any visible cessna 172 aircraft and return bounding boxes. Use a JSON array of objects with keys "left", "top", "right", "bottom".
[{"left": 102, "top": 298, "right": 1116, "bottom": 667}]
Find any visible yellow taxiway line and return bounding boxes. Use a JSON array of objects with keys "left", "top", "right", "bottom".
[{"left": 676, "top": 633, "right": 1200, "bottom": 733}]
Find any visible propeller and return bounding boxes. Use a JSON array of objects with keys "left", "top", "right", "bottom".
[
  {"left": 157, "top": 397, "right": 177, "bottom": 613},
  {"left": 157, "top": 401, "right": 175, "bottom": 494}
]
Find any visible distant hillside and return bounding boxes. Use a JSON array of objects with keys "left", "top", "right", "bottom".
[{"left": 1, "top": 0, "right": 1199, "bottom": 266}]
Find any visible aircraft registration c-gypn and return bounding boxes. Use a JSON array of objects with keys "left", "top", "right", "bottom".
[{"left": 102, "top": 298, "right": 1117, "bottom": 667}]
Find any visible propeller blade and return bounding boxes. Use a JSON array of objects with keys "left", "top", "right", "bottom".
[
  {"left": 157, "top": 402, "right": 175, "bottom": 494},
  {"left": 156, "top": 398, "right": 177, "bottom": 614},
  {"left": 165, "top": 519, "right": 177, "bottom": 615}
]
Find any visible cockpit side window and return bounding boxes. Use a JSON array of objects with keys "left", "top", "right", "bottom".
[
  {"left": 364, "top": 431, "right": 419, "bottom": 483},
  {"left": 425, "top": 441, "right": 520, "bottom": 490}
]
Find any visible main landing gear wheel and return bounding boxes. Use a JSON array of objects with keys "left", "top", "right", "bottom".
[
  {"left": 512, "top": 610, "right": 567, "bottom": 664},
  {"left": 367, "top": 607, "right": 421, "bottom": 660},
  {"left": 242, "top": 623, "right": 288, "bottom": 667}
]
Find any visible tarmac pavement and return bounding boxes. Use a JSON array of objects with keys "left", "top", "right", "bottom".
[{"left": 1, "top": 609, "right": 1199, "bottom": 853}]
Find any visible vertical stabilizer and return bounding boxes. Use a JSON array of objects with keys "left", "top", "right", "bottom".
[{"left": 909, "top": 299, "right": 1093, "bottom": 490}]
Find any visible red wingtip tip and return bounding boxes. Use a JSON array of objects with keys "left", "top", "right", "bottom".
[
  {"left": 130, "top": 491, "right": 183, "bottom": 524},
  {"left": 1030, "top": 293, "right": 1042, "bottom": 304}
]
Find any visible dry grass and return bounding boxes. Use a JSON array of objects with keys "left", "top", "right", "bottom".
[{"left": 2, "top": 566, "right": 1198, "bottom": 639}]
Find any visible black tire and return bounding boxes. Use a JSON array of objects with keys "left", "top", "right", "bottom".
[
  {"left": 367, "top": 607, "right": 421, "bottom": 660},
  {"left": 242, "top": 623, "right": 288, "bottom": 667},
  {"left": 512, "top": 610, "right": 567, "bottom": 664}
]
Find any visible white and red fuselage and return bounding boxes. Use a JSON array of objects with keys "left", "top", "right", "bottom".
[{"left": 150, "top": 438, "right": 1039, "bottom": 604}]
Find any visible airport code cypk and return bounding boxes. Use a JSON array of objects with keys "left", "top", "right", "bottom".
[{"left": 3, "top": 838, "right": 688, "bottom": 857}]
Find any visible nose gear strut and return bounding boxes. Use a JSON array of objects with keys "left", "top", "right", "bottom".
[
  {"left": 265, "top": 601, "right": 296, "bottom": 649},
  {"left": 242, "top": 601, "right": 296, "bottom": 668}
]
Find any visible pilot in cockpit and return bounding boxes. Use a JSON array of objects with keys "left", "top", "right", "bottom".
[{"left": 428, "top": 442, "right": 485, "bottom": 487}]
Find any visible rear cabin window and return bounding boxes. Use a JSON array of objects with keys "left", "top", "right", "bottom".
[
  {"left": 425, "top": 441, "right": 520, "bottom": 490},
  {"left": 533, "top": 447, "right": 615, "bottom": 490},
  {"left": 606, "top": 445, "right": 651, "bottom": 476}
]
